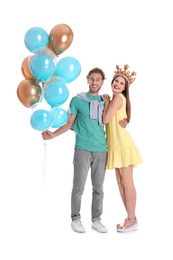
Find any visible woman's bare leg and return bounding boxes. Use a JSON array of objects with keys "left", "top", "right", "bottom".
[
  {"left": 121, "top": 165, "right": 136, "bottom": 220},
  {"left": 115, "top": 168, "right": 127, "bottom": 211},
  {"left": 117, "top": 166, "right": 137, "bottom": 230}
]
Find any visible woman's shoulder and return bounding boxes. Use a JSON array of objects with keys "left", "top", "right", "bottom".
[{"left": 112, "top": 93, "right": 123, "bottom": 102}]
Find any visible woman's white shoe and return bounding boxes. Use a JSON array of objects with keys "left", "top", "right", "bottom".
[{"left": 117, "top": 218, "right": 138, "bottom": 233}]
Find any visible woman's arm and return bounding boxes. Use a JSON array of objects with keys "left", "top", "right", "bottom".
[{"left": 102, "top": 94, "right": 123, "bottom": 124}]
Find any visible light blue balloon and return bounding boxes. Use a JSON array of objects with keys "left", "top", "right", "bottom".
[
  {"left": 24, "top": 27, "right": 49, "bottom": 54},
  {"left": 30, "top": 109, "right": 54, "bottom": 131},
  {"left": 29, "top": 54, "right": 56, "bottom": 82},
  {"left": 44, "top": 81, "right": 69, "bottom": 107},
  {"left": 55, "top": 56, "right": 81, "bottom": 83},
  {"left": 43, "top": 76, "right": 67, "bottom": 89},
  {"left": 52, "top": 107, "right": 69, "bottom": 128}
]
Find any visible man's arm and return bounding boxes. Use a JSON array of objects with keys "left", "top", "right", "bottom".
[
  {"left": 119, "top": 118, "right": 128, "bottom": 128},
  {"left": 42, "top": 114, "right": 77, "bottom": 140}
]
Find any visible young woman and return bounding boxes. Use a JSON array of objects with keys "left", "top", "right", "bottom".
[{"left": 102, "top": 65, "right": 142, "bottom": 232}]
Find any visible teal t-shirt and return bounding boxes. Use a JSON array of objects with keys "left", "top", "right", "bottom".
[{"left": 69, "top": 93, "right": 107, "bottom": 152}]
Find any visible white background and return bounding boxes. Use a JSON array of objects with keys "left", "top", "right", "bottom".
[{"left": 1, "top": 0, "right": 173, "bottom": 259}]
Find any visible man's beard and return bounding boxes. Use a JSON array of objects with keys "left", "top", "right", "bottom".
[{"left": 89, "top": 84, "right": 101, "bottom": 93}]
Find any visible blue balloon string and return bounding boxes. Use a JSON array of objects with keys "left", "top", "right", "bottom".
[{"left": 41, "top": 140, "right": 47, "bottom": 183}]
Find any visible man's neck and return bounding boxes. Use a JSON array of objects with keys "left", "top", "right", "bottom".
[{"left": 88, "top": 91, "right": 99, "bottom": 96}]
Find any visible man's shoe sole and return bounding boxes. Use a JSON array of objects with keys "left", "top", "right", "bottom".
[{"left": 92, "top": 226, "right": 107, "bottom": 233}]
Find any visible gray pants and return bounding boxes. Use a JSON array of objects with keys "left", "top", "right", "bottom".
[{"left": 71, "top": 148, "right": 107, "bottom": 223}]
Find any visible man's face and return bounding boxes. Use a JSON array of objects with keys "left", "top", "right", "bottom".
[{"left": 87, "top": 73, "right": 104, "bottom": 94}]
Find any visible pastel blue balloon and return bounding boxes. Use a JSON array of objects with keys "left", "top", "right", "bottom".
[
  {"left": 30, "top": 109, "right": 54, "bottom": 131},
  {"left": 29, "top": 54, "right": 56, "bottom": 82},
  {"left": 24, "top": 27, "right": 49, "bottom": 54},
  {"left": 55, "top": 56, "right": 81, "bottom": 83},
  {"left": 43, "top": 76, "right": 67, "bottom": 89},
  {"left": 44, "top": 81, "right": 69, "bottom": 107},
  {"left": 52, "top": 107, "right": 68, "bottom": 128}
]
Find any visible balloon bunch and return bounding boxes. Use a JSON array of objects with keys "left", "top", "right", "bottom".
[{"left": 17, "top": 23, "right": 81, "bottom": 132}]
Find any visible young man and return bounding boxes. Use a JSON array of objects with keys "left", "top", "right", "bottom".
[{"left": 42, "top": 68, "right": 127, "bottom": 233}]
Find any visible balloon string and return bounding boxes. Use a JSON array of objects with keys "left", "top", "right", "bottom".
[{"left": 41, "top": 140, "right": 47, "bottom": 183}]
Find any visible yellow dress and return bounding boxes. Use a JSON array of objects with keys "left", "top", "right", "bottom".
[{"left": 106, "top": 94, "right": 142, "bottom": 169}]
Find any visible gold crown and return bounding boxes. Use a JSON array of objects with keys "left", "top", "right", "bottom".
[{"left": 113, "top": 64, "right": 136, "bottom": 85}]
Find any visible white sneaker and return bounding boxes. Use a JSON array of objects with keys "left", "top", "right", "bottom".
[
  {"left": 92, "top": 220, "right": 107, "bottom": 233},
  {"left": 71, "top": 220, "right": 85, "bottom": 233}
]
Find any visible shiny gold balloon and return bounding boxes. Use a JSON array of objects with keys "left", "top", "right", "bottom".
[
  {"left": 17, "top": 79, "right": 43, "bottom": 108},
  {"left": 47, "top": 42, "right": 54, "bottom": 52},
  {"left": 21, "top": 56, "right": 35, "bottom": 80},
  {"left": 49, "top": 23, "right": 73, "bottom": 55}
]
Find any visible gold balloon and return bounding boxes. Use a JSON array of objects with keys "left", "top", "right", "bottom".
[
  {"left": 21, "top": 56, "right": 35, "bottom": 80},
  {"left": 17, "top": 79, "right": 43, "bottom": 108},
  {"left": 49, "top": 23, "right": 73, "bottom": 55}
]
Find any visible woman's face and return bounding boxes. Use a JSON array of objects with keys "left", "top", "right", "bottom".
[{"left": 111, "top": 76, "right": 126, "bottom": 94}]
